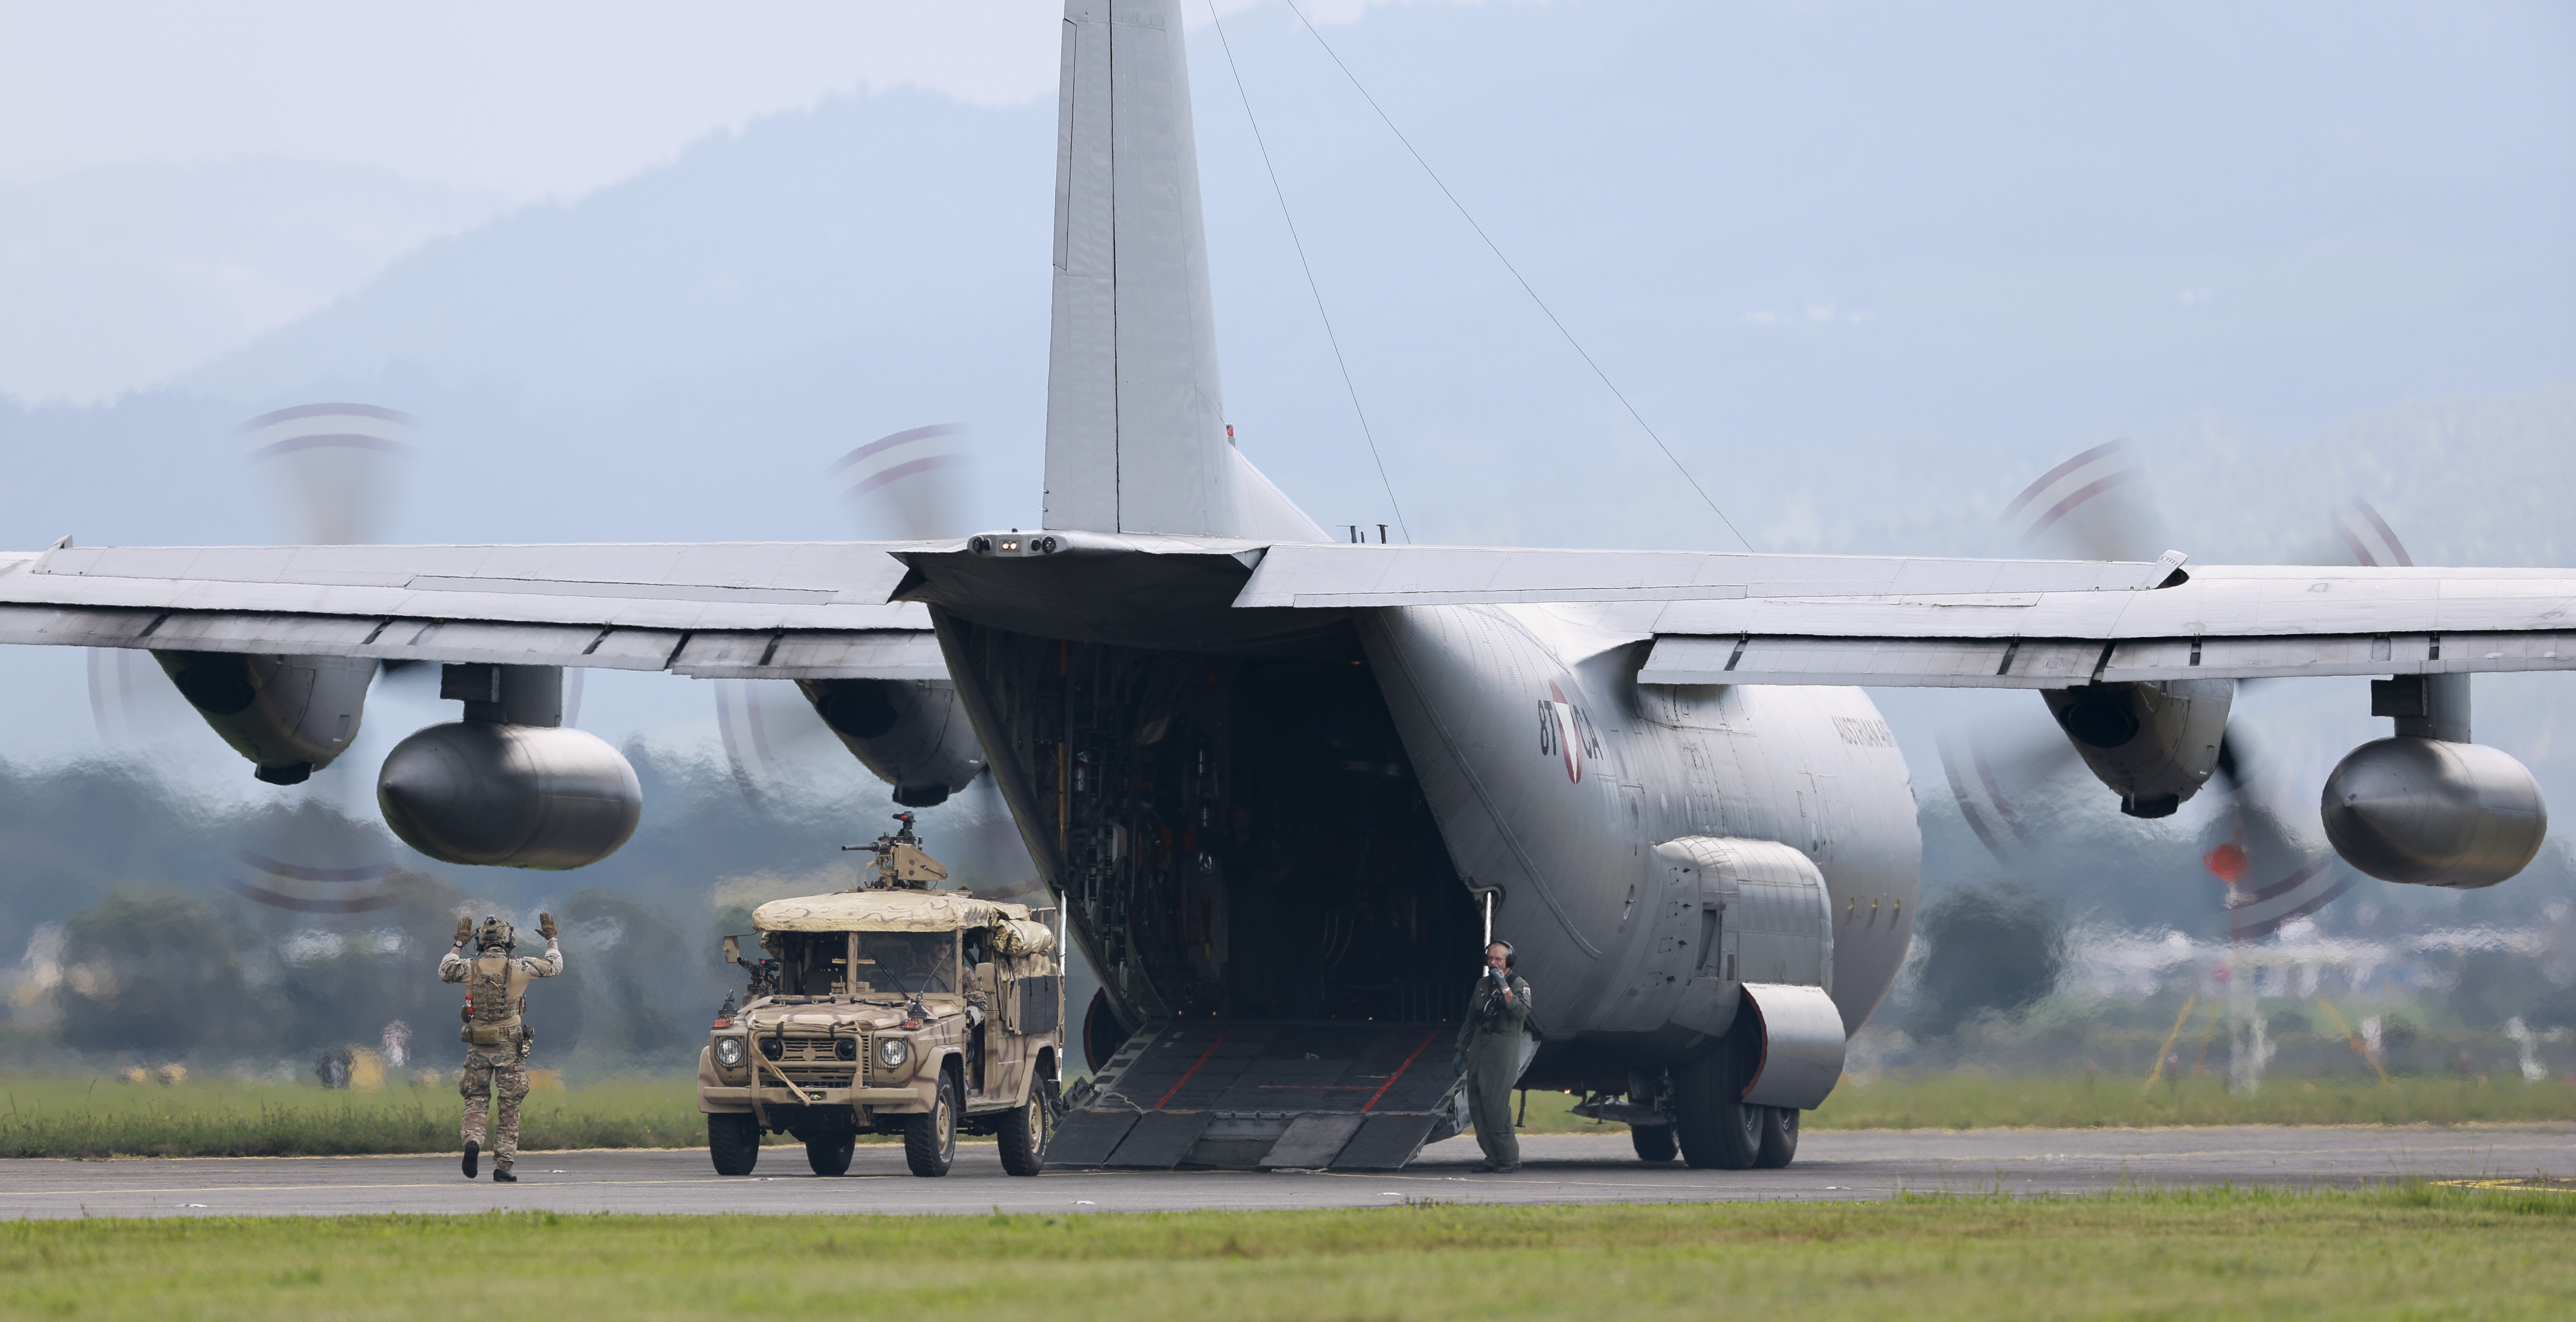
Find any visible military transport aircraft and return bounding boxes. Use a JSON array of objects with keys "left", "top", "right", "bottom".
[{"left": 0, "top": 0, "right": 2561, "bottom": 1172}]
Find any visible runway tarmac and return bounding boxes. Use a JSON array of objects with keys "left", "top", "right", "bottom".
[{"left": 7, "top": 1125, "right": 2569, "bottom": 1219}]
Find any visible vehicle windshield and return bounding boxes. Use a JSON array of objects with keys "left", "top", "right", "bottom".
[
  {"left": 850, "top": 930, "right": 956, "bottom": 997},
  {"left": 768, "top": 931, "right": 850, "bottom": 997}
]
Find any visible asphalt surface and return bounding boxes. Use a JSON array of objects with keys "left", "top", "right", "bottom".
[{"left": 8, "top": 1125, "right": 2570, "bottom": 1219}]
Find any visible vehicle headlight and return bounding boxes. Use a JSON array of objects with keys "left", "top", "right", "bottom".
[
  {"left": 835, "top": 1037, "right": 858, "bottom": 1061},
  {"left": 877, "top": 1037, "right": 910, "bottom": 1069},
  {"left": 714, "top": 1038, "right": 744, "bottom": 1068}
]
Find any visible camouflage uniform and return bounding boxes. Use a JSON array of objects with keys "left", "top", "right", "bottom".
[
  {"left": 439, "top": 936, "right": 563, "bottom": 1172},
  {"left": 1456, "top": 969, "right": 1533, "bottom": 1170}
]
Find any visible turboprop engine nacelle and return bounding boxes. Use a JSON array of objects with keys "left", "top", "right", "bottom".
[
  {"left": 155, "top": 650, "right": 373, "bottom": 784},
  {"left": 2041, "top": 678, "right": 2233, "bottom": 818},
  {"left": 376, "top": 664, "right": 641, "bottom": 870},
  {"left": 2322, "top": 737, "right": 2546, "bottom": 888},
  {"left": 796, "top": 678, "right": 984, "bottom": 807}
]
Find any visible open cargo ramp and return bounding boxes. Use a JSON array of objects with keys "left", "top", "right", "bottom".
[{"left": 1048, "top": 1020, "right": 1466, "bottom": 1171}]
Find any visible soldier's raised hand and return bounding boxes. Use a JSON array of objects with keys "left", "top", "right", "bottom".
[
  {"left": 538, "top": 912, "right": 558, "bottom": 941},
  {"left": 455, "top": 915, "right": 474, "bottom": 946}
]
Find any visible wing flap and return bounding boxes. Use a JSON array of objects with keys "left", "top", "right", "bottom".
[
  {"left": 0, "top": 605, "right": 168, "bottom": 648},
  {"left": 146, "top": 611, "right": 389, "bottom": 653},
  {"left": 1643, "top": 636, "right": 2107, "bottom": 689},
  {"left": 0, "top": 602, "right": 941, "bottom": 677},
  {"left": 670, "top": 629, "right": 949, "bottom": 680},
  {"left": 1655, "top": 630, "right": 2576, "bottom": 686},
  {"left": 368, "top": 621, "right": 686, "bottom": 669}
]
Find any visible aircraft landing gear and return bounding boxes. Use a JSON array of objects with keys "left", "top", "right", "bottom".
[
  {"left": 1755, "top": 1105, "right": 1798, "bottom": 1168},
  {"left": 1671, "top": 1033, "right": 1765, "bottom": 1170}
]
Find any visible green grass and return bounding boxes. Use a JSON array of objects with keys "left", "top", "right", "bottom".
[
  {"left": 15, "top": 1068, "right": 2576, "bottom": 1159},
  {"left": 0, "top": 1075, "right": 710, "bottom": 1159},
  {"left": 1517, "top": 1072, "right": 2576, "bottom": 1134},
  {"left": 4, "top": 1187, "right": 2572, "bottom": 1320}
]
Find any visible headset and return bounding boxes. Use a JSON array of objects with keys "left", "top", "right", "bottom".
[{"left": 1485, "top": 938, "right": 1516, "bottom": 971}]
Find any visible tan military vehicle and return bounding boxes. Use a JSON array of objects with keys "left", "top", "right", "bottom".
[{"left": 697, "top": 816, "right": 1065, "bottom": 1177}]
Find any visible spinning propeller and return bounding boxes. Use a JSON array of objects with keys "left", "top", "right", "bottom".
[
  {"left": 711, "top": 423, "right": 1038, "bottom": 901},
  {"left": 713, "top": 423, "right": 974, "bottom": 805},
  {"left": 87, "top": 403, "right": 429, "bottom": 913},
  {"left": 1951, "top": 441, "right": 2406, "bottom": 940}
]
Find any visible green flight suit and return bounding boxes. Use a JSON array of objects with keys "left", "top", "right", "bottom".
[{"left": 1456, "top": 970, "right": 1533, "bottom": 1168}]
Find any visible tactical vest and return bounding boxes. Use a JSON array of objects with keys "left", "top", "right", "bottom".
[{"left": 460, "top": 951, "right": 533, "bottom": 1048}]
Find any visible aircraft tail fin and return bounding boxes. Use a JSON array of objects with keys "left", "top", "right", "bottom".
[{"left": 1042, "top": 0, "right": 1320, "bottom": 543}]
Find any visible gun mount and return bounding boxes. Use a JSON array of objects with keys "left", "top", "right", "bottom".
[{"left": 842, "top": 811, "right": 952, "bottom": 891}]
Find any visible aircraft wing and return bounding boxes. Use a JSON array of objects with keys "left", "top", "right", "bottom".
[
  {"left": 0, "top": 540, "right": 949, "bottom": 679},
  {"left": 1234, "top": 544, "right": 2576, "bottom": 687},
  {"left": 1231, "top": 542, "right": 2187, "bottom": 605},
  {"left": 1635, "top": 563, "right": 2576, "bottom": 686},
  {"left": 13, "top": 535, "right": 2576, "bottom": 689}
]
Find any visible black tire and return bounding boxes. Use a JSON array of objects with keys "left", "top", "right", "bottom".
[
  {"left": 905, "top": 1071, "right": 959, "bottom": 1177},
  {"left": 805, "top": 1132, "right": 856, "bottom": 1177},
  {"left": 707, "top": 1112, "right": 760, "bottom": 1176},
  {"left": 1629, "top": 1124, "right": 1678, "bottom": 1163},
  {"left": 1671, "top": 1039, "right": 1761, "bottom": 1171},
  {"left": 1083, "top": 990, "right": 1131, "bottom": 1073},
  {"left": 1755, "top": 1106, "right": 1799, "bottom": 1169},
  {"left": 998, "top": 1075, "right": 1057, "bottom": 1176}
]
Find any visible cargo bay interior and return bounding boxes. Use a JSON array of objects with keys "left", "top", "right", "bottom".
[{"left": 946, "top": 621, "right": 1483, "bottom": 1044}]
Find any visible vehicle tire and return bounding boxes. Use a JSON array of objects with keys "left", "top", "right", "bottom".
[
  {"left": 805, "top": 1132, "right": 856, "bottom": 1177},
  {"left": 707, "top": 1112, "right": 760, "bottom": 1176},
  {"left": 998, "top": 1077, "right": 1056, "bottom": 1176},
  {"left": 1754, "top": 1106, "right": 1799, "bottom": 1169},
  {"left": 905, "top": 1071, "right": 959, "bottom": 1177},
  {"left": 1629, "top": 1123, "right": 1679, "bottom": 1163},
  {"left": 1083, "top": 990, "right": 1131, "bottom": 1073},
  {"left": 1670, "top": 1037, "right": 1761, "bottom": 1171}
]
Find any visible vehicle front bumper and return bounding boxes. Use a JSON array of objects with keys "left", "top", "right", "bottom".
[{"left": 698, "top": 1083, "right": 929, "bottom": 1115}]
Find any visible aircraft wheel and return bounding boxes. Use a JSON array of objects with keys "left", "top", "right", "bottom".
[
  {"left": 805, "top": 1132, "right": 856, "bottom": 1177},
  {"left": 1671, "top": 1043, "right": 1761, "bottom": 1171},
  {"left": 905, "top": 1071, "right": 959, "bottom": 1177},
  {"left": 707, "top": 1112, "right": 760, "bottom": 1176},
  {"left": 1754, "top": 1107, "right": 1799, "bottom": 1169},
  {"left": 1630, "top": 1123, "right": 1678, "bottom": 1163}
]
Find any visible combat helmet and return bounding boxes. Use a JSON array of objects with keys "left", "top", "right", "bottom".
[{"left": 475, "top": 916, "right": 516, "bottom": 951}]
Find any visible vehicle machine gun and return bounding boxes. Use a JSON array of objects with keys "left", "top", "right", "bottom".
[{"left": 842, "top": 811, "right": 950, "bottom": 891}]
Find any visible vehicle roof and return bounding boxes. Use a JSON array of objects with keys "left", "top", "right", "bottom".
[{"left": 753, "top": 889, "right": 1031, "bottom": 934}]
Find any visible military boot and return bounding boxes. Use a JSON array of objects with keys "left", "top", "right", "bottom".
[
  {"left": 462, "top": 1140, "right": 480, "bottom": 1180},
  {"left": 492, "top": 1167, "right": 517, "bottom": 1183}
]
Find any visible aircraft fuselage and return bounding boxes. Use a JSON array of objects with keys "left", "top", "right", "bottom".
[{"left": 920, "top": 546, "right": 1919, "bottom": 1092}]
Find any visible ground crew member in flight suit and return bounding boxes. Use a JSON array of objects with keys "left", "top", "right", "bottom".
[
  {"left": 1457, "top": 939, "right": 1533, "bottom": 1174},
  {"left": 441, "top": 912, "right": 562, "bottom": 1182}
]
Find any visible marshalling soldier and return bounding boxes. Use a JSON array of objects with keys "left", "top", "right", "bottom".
[
  {"left": 1456, "top": 938, "right": 1534, "bottom": 1174},
  {"left": 440, "top": 912, "right": 561, "bottom": 1182}
]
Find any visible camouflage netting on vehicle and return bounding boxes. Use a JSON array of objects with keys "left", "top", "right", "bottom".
[{"left": 752, "top": 891, "right": 1030, "bottom": 934}]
